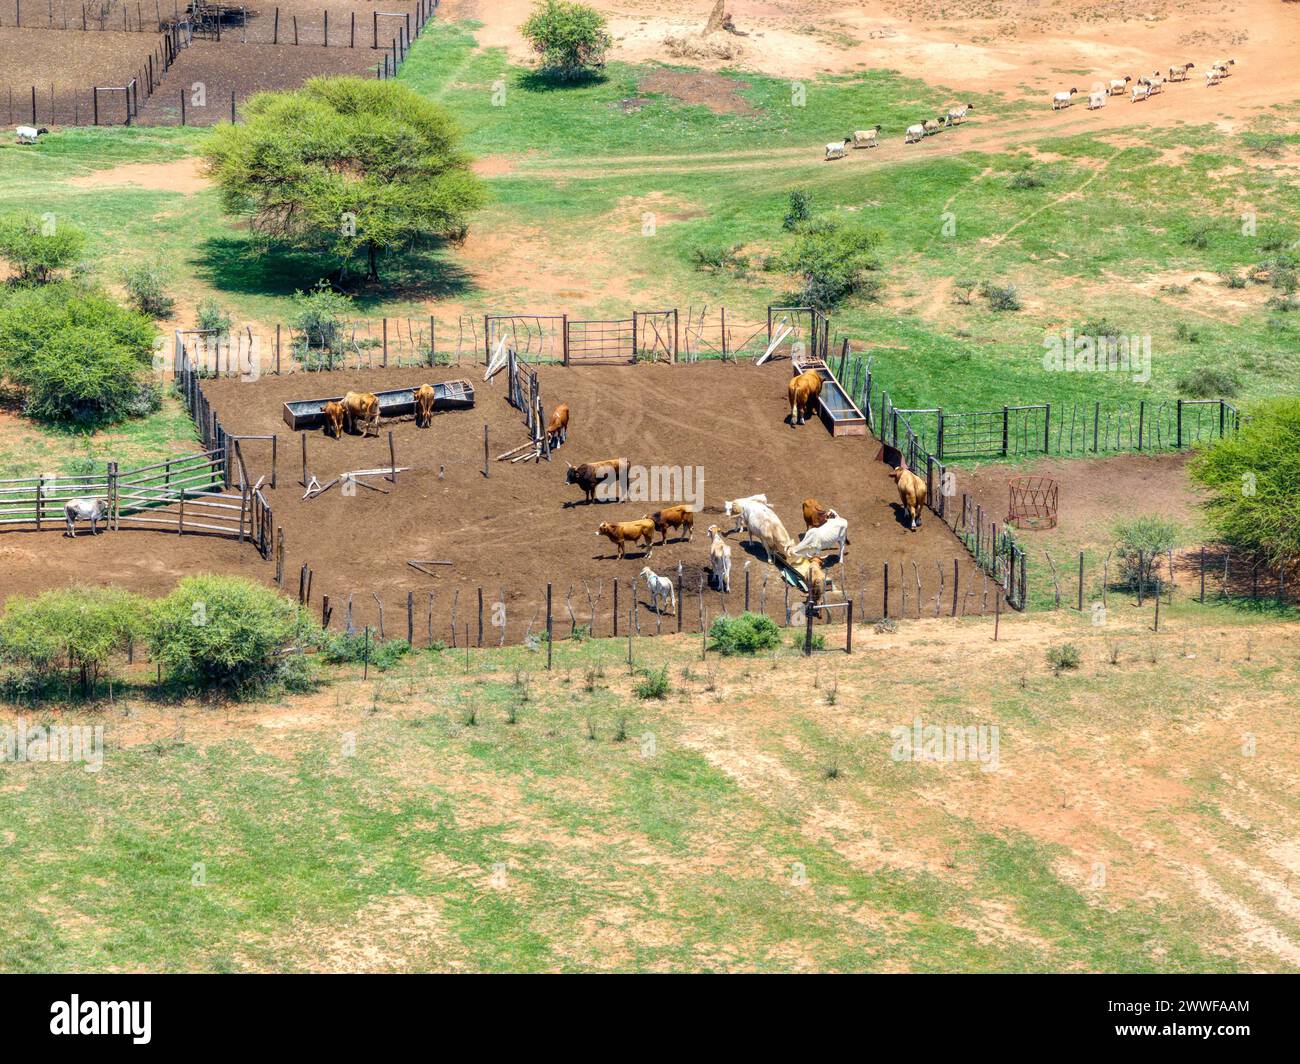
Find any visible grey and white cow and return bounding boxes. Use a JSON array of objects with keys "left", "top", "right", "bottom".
[{"left": 64, "top": 497, "right": 108, "bottom": 537}]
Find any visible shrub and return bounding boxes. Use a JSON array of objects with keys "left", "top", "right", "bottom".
[
  {"left": 290, "top": 284, "right": 352, "bottom": 352},
  {"left": 1220, "top": 271, "right": 1247, "bottom": 290},
  {"left": 0, "top": 281, "right": 157, "bottom": 426},
  {"left": 1111, "top": 516, "right": 1181, "bottom": 586},
  {"left": 782, "top": 189, "right": 812, "bottom": 230},
  {"left": 690, "top": 242, "right": 749, "bottom": 274},
  {"left": 1183, "top": 222, "right": 1214, "bottom": 249},
  {"left": 778, "top": 219, "right": 882, "bottom": 309},
  {"left": 708, "top": 612, "right": 781, "bottom": 655},
  {"left": 980, "top": 282, "right": 1022, "bottom": 311},
  {"left": 0, "top": 587, "right": 145, "bottom": 696},
  {"left": 320, "top": 630, "right": 410, "bottom": 671},
  {"left": 1008, "top": 170, "right": 1045, "bottom": 189},
  {"left": 521, "top": 0, "right": 611, "bottom": 80},
  {"left": 1047, "top": 644, "right": 1080, "bottom": 673},
  {"left": 633, "top": 663, "right": 670, "bottom": 700},
  {"left": 1189, "top": 398, "right": 1300, "bottom": 572},
  {"left": 1176, "top": 364, "right": 1240, "bottom": 398},
  {"left": 148, "top": 575, "right": 319, "bottom": 694},
  {"left": 196, "top": 298, "right": 233, "bottom": 338},
  {"left": 0, "top": 213, "right": 87, "bottom": 284},
  {"left": 121, "top": 262, "right": 174, "bottom": 318}
]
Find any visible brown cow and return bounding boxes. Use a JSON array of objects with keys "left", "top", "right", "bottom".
[
  {"left": 597, "top": 519, "right": 655, "bottom": 559},
  {"left": 802, "top": 497, "right": 833, "bottom": 530},
  {"left": 414, "top": 384, "right": 436, "bottom": 428},
  {"left": 566, "top": 458, "right": 625, "bottom": 505},
  {"left": 322, "top": 400, "right": 346, "bottom": 440},
  {"left": 546, "top": 403, "right": 569, "bottom": 448},
  {"left": 343, "top": 391, "right": 380, "bottom": 438},
  {"left": 890, "top": 466, "right": 928, "bottom": 530},
  {"left": 787, "top": 369, "right": 823, "bottom": 427},
  {"left": 648, "top": 504, "right": 695, "bottom": 544}
]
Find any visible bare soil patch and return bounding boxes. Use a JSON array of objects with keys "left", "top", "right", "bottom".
[
  {"left": 637, "top": 68, "right": 757, "bottom": 114},
  {"left": 68, "top": 156, "right": 210, "bottom": 194}
]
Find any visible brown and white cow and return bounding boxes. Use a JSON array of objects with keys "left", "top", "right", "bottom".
[
  {"left": 566, "top": 458, "right": 624, "bottom": 505},
  {"left": 596, "top": 518, "right": 655, "bottom": 559},
  {"left": 322, "top": 400, "right": 346, "bottom": 440},
  {"left": 343, "top": 391, "right": 380, "bottom": 438},
  {"left": 414, "top": 384, "right": 436, "bottom": 428},
  {"left": 787, "top": 369, "right": 823, "bottom": 427}
]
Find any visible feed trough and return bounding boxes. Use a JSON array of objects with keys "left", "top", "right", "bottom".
[
  {"left": 791, "top": 355, "right": 867, "bottom": 437},
  {"left": 281, "top": 381, "right": 475, "bottom": 431}
]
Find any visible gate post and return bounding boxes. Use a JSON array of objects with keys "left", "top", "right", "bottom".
[{"left": 562, "top": 314, "right": 569, "bottom": 366}]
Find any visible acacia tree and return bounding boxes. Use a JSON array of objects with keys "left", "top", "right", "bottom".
[{"left": 204, "top": 78, "right": 485, "bottom": 282}]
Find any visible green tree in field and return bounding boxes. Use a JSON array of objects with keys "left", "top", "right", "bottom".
[
  {"left": 521, "top": 0, "right": 611, "bottom": 80},
  {"left": 777, "top": 219, "right": 883, "bottom": 310},
  {"left": 149, "top": 575, "right": 319, "bottom": 694},
  {"left": 0, "top": 213, "right": 87, "bottom": 284},
  {"left": 0, "top": 587, "right": 146, "bottom": 696},
  {"left": 203, "top": 78, "right": 485, "bottom": 282},
  {"left": 0, "top": 281, "right": 158, "bottom": 426},
  {"left": 1190, "top": 399, "right": 1300, "bottom": 572}
]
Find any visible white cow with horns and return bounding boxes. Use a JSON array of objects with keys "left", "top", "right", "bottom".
[{"left": 64, "top": 497, "right": 109, "bottom": 538}]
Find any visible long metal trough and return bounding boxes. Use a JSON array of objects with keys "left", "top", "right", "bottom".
[
  {"left": 792, "top": 356, "right": 867, "bottom": 437},
  {"left": 281, "top": 381, "right": 475, "bottom": 431}
]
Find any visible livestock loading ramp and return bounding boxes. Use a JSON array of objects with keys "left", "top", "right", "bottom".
[
  {"left": 282, "top": 381, "right": 475, "bottom": 431},
  {"left": 791, "top": 354, "right": 867, "bottom": 437}
]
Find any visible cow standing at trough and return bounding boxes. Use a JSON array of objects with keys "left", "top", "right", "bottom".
[
  {"left": 414, "top": 385, "right": 437, "bottom": 428},
  {"left": 64, "top": 498, "right": 108, "bottom": 538},
  {"left": 322, "top": 400, "right": 346, "bottom": 440},
  {"left": 787, "top": 369, "right": 823, "bottom": 427},
  {"left": 648, "top": 504, "right": 695, "bottom": 544},
  {"left": 597, "top": 519, "right": 655, "bottom": 559},
  {"left": 566, "top": 458, "right": 625, "bottom": 505},
  {"left": 343, "top": 391, "right": 380, "bottom": 438},
  {"left": 732, "top": 498, "right": 795, "bottom": 562}
]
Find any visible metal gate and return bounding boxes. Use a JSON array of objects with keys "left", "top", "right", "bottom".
[{"left": 566, "top": 318, "right": 634, "bottom": 364}]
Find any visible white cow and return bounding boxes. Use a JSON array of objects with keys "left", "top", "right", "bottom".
[
  {"left": 734, "top": 499, "right": 795, "bottom": 563},
  {"left": 790, "top": 512, "right": 848, "bottom": 565},
  {"left": 64, "top": 497, "right": 108, "bottom": 538},
  {"left": 724, "top": 494, "right": 767, "bottom": 538},
  {"left": 639, "top": 567, "right": 676, "bottom": 615},
  {"left": 706, "top": 525, "right": 732, "bottom": 593}
]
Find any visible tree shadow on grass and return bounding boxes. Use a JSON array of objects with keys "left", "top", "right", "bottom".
[
  {"left": 194, "top": 235, "right": 478, "bottom": 310},
  {"left": 516, "top": 69, "right": 610, "bottom": 94}
]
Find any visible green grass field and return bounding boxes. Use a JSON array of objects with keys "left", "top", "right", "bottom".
[{"left": 2, "top": 606, "right": 1295, "bottom": 972}]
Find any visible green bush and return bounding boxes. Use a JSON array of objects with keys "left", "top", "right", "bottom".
[
  {"left": 521, "top": 0, "right": 611, "bottom": 79},
  {"left": 196, "top": 298, "right": 232, "bottom": 338},
  {"left": 0, "top": 282, "right": 158, "bottom": 426},
  {"left": 782, "top": 189, "right": 813, "bottom": 230},
  {"left": 0, "top": 587, "right": 145, "bottom": 696},
  {"left": 1189, "top": 399, "right": 1300, "bottom": 572},
  {"left": 633, "top": 663, "right": 670, "bottom": 700},
  {"left": 148, "top": 575, "right": 319, "bottom": 694},
  {"left": 121, "top": 262, "right": 175, "bottom": 318},
  {"left": 777, "top": 219, "right": 882, "bottom": 309},
  {"left": 290, "top": 284, "right": 352, "bottom": 352},
  {"left": 0, "top": 213, "right": 87, "bottom": 284},
  {"left": 1047, "top": 644, "right": 1080, "bottom": 673},
  {"left": 320, "top": 629, "right": 411, "bottom": 671},
  {"left": 708, "top": 612, "right": 781, "bottom": 655},
  {"left": 690, "top": 242, "right": 748, "bottom": 273},
  {"left": 1177, "top": 364, "right": 1240, "bottom": 398},
  {"left": 1008, "top": 170, "right": 1045, "bottom": 190},
  {"left": 980, "top": 281, "right": 1022, "bottom": 311},
  {"left": 1111, "top": 516, "right": 1181, "bottom": 586}
]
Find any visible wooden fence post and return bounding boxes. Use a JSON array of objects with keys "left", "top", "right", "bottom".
[
  {"left": 545, "top": 583, "right": 553, "bottom": 670},
  {"left": 1077, "top": 551, "right": 1084, "bottom": 611},
  {"left": 883, "top": 561, "right": 889, "bottom": 619}
]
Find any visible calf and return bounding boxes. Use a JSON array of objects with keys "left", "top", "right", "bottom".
[
  {"left": 706, "top": 525, "right": 732, "bottom": 592},
  {"left": 64, "top": 497, "right": 108, "bottom": 538},
  {"left": 322, "top": 400, "right": 346, "bottom": 440},
  {"left": 639, "top": 567, "right": 676, "bottom": 614},
  {"left": 890, "top": 466, "right": 928, "bottom": 530},
  {"left": 648, "top": 504, "right": 694, "bottom": 544},
  {"left": 597, "top": 519, "right": 655, "bottom": 559},
  {"left": 787, "top": 369, "right": 823, "bottom": 427},
  {"left": 414, "top": 384, "right": 436, "bottom": 428},
  {"left": 791, "top": 514, "right": 848, "bottom": 565},
  {"left": 545, "top": 403, "right": 569, "bottom": 448},
  {"left": 342, "top": 391, "right": 380, "bottom": 438},
  {"left": 566, "top": 458, "right": 625, "bottom": 505}
]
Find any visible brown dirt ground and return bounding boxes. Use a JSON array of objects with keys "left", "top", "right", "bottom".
[
  {"left": 2, "top": 359, "right": 993, "bottom": 637},
  {"left": 0, "top": 26, "right": 160, "bottom": 100}
]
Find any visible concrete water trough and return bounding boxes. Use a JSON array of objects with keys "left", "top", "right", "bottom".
[
  {"left": 281, "top": 381, "right": 475, "bottom": 431},
  {"left": 793, "top": 357, "right": 867, "bottom": 437}
]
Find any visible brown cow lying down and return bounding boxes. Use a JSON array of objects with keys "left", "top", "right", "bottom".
[
  {"left": 546, "top": 403, "right": 569, "bottom": 448},
  {"left": 648, "top": 504, "right": 695, "bottom": 544},
  {"left": 597, "top": 519, "right": 655, "bottom": 559},
  {"left": 787, "top": 369, "right": 823, "bottom": 427},
  {"left": 802, "top": 497, "right": 833, "bottom": 529},
  {"left": 343, "top": 391, "right": 380, "bottom": 438},
  {"left": 414, "top": 384, "right": 436, "bottom": 428},
  {"left": 566, "top": 458, "right": 624, "bottom": 505},
  {"left": 322, "top": 400, "right": 346, "bottom": 440},
  {"left": 890, "top": 466, "right": 928, "bottom": 530}
]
